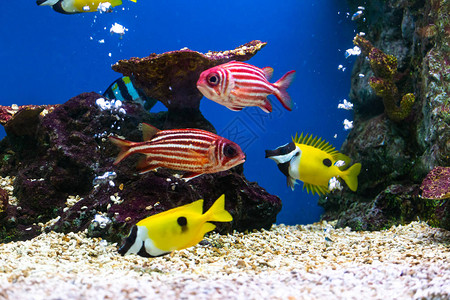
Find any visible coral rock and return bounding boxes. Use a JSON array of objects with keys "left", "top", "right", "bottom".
[
  {"left": 321, "top": 0, "right": 449, "bottom": 230},
  {"left": 420, "top": 166, "right": 450, "bottom": 200},
  {"left": 0, "top": 187, "right": 7, "bottom": 218},
  {"left": 353, "top": 34, "right": 414, "bottom": 122},
  {"left": 0, "top": 104, "right": 58, "bottom": 136},
  {"left": 0, "top": 92, "right": 281, "bottom": 243},
  {"left": 112, "top": 40, "right": 267, "bottom": 112}
]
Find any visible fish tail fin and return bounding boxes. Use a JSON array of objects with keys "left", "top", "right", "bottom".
[
  {"left": 204, "top": 194, "right": 233, "bottom": 223},
  {"left": 341, "top": 163, "right": 362, "bottom": 192},
  {"left": 273, "top": 70, "right": 296, "bottom": 111},
  {"left": 109, "top": 136, "right": 135, "bottom": 165}
]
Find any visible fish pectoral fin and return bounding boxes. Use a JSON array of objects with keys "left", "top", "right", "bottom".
[
  {"left": 178, "top": 222, "right": 216, "bottom": 250},
  {"left": 187, "top": 148, "right": 212, "bottom": 166},
  {"left": 287, "top": 176, "right": 297, "bottom": 190},
  {"left": 187, "top": 148, "right": 208, "bottom": 159},
  {"left": 199, "top": 222, "right": 217, "bottom": 238}
]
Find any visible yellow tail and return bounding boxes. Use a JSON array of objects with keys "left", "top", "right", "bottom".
[
  {"left": 204, "top": 195, "right": 233, "bottom": 222},
  {"left": 341, "top": 163, "right": 362, "bottom": 192}
]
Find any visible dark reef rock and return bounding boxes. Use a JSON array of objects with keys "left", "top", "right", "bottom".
[
  {"left": 0, "top": 188, "right": 7, "bottom": 219},
  {"left": 112, "top": 40, "right": 266, "bottom": 130},
  {"left": 420, "top": 166, "right": 450, "bottom": 200},
  {"left": 320, "top": 0, "right": 450, "bottom": 230},
  {"left": 0, "top": 104, "right": 59, "bottom": 136},
  {"left": 0, "top": 92, "right": 281, "bottom": 243}
]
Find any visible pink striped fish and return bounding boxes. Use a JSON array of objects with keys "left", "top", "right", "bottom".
[
  {"left": 196, "top": 61, "right": 296, "bottom": 113},
  {"left": 109, "top": 123, "right": 246, "bottom": 180}
]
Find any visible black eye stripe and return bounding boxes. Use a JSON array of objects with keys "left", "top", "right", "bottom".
[{"left": 118, "top": 225, "right": 138, "bottom": 256}]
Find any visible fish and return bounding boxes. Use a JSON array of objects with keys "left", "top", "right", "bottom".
[
  {"left": 109, "top": 123, "right": 246, "bottom": 180},
  {"left": 265, "top": 133, "right": 361, "bottom": 195},
  {"left": 36, "top": 0, "right": 135, "bottom": 14},
  {"left": 196, "top": 61, "right": 296, "bottom": 113},
  {"left": 103, "top": 76, "right": 157, "bottom": 110},
  {"left": 118, "top": 194, "right": 233, "bottom": 257},
  {"left": 351, "top": 10, "right": 364, "bottom": 21}
]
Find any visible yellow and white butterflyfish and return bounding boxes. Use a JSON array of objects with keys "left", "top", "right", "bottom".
[
  {"left": 118, "top": 194, "right": 233, "bottom": 257},
  {"left": 36, "top": 0, "right": 136, "bottom": 14},
  {"left": 265, "top": 133, "right": 362, "bottom": 195}
]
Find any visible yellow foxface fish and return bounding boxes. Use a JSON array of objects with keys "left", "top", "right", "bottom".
[
  {"left": 118, "top": 195, "right": 232, "bottom": 257},
  {"left": 36, "top": 0, "right": 136, "bottom": 14},
  {"left": 265, "top": 133, "right": 362, "bottom": 195}
]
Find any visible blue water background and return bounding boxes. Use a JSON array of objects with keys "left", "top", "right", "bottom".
[{"left": 0, "top": 1, "right": 356, "bottom": 225}]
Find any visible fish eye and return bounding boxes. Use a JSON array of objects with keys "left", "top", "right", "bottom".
[
  {"left": 207, "top": 73, "right": 220, "bottom": 86},
  {"left": 323, "top": 158, "right": 332, "bottom": 167},
  {"left": 224, "top": 144, "right": 238, "bottom": 158},
  {"left": 177, "top": 216, "right": 187, "bottom": 227}
]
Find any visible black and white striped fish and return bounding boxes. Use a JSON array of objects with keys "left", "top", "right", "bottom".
[{"left": 103, "top": 76, "right": 157, "bottom": 110}]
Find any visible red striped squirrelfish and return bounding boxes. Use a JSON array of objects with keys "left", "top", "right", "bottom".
[
  {"left": 109, "top": 123, "right": 246, "bottom": 180},
  {"left": 196, "top": 61, "right": 296, "bottom": 113}
]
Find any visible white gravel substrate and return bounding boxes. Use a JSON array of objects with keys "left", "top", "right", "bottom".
[{"left": 0, "top": 221, "right": 449, "bottom": 300}]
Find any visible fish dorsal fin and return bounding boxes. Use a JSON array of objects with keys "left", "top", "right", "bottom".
[
  {"left": 292, "top": 133, "right": 338, "bottom": 155},
  {"left": 262, "top": 67, "right": 274, "bottom": 81},
  {"left": 181, "top": 199, "right": 204, "bottom": 215},
  {"left": 141, "top": 123, "right": 159, "bottom": 141},
  {"left": 203, "top": 194, "right": 233, "bottom": 222},
  {"left": 141, "top": 199, "right": 204, "bottom": 225}
]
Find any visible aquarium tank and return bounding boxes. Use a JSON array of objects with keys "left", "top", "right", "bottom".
[{"left": 0, "top": 1, "right": 357, "bottom": 227}]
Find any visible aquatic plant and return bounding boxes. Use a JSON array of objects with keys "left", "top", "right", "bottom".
[{"left": 353, "top": 34, "right": 415, "bottom": 122}]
